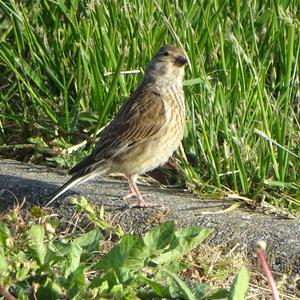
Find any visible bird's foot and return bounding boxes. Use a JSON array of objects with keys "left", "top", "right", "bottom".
[
  {"left": 123, "top": 192, "right": 158, "bottom": 208},
  {"left": 129, "top": 197, "right": 161, "bottom": 208},
  {"left": 123, "top": 192, "right": 150, "bottom": 200}
]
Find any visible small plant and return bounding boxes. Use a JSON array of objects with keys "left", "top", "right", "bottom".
[{"left": 0, "top": 198, "right": 250, "bottom": 299}]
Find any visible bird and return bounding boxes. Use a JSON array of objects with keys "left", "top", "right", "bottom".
[{"left": 47, "top": 45, "right": 188, "bottom": 207}]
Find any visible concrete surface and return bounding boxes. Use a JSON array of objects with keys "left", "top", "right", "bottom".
[{"left": 0, "top": 159, "right": 299, "bottom": 280}]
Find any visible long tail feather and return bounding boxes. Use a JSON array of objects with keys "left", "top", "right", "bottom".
[
  {"left": 46, "top": 168, "right": 107, "bottom": 207},
  {"left": 46, "top": 174, "right": 92, "bottom": 207}
]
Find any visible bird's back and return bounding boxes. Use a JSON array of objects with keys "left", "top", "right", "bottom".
[{"left": 70, "top": 82, "right": 185, "bottom": 177}]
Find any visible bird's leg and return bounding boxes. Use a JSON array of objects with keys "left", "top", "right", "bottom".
[
  {"left": 126, "top": 175, "right": 151, "bottom": 207},
  {"left": 123, "top": 192, "right": 136, "bottom": 200},
  {"left": 123, "top": 178, "right": 138, "bottom": 200},
  {"left": 124, "top": 175, "right": 150, "bottom": 201}
]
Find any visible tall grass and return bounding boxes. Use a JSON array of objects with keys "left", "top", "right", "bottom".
[{"left": 0, "top": 0, "right": 299, "bottom": 210}]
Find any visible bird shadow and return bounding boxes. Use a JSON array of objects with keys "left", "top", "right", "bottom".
[
  {"left": 0, "top": 173, "right": 236, "bottom": 214},
  {"left": 0, "top": 174, "right": 126, "bottom": 210}
]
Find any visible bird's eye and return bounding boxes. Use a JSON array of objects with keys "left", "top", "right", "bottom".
[{"left": 162, "top": 51, "right": 169, "bottom": 56}]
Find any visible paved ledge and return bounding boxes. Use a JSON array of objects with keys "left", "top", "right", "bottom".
[{"left": 0, "top": 159, "right": 299, "bottom": 279}]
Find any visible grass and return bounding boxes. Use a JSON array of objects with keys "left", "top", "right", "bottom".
[{"left": 0, "top": 0, "right": 299, "bottom": 212}]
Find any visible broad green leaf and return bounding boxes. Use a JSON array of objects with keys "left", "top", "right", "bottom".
[
  {"left": 228, "top": 267, "right": 250, "bottom": 300},
  {"left": 99, "top": 280, "right": 109, "bottom": 293},
  {"left": 73, "top": 228, "right": 102, "bottom": 250},
  {"left": 138, "top": 274, "right": 171, "bottom": 298},
  {"left": 95, "top": 234, "right": 146, "bottom": 270},
  {"left": 143, "top": 221, "right": 175, "bottom": 255},
  {"left": 64, "top": 242, "right": 82, "bottom": 277},
  {"left": 66, "top": 264, "right": 86, "bottom": 298},
  {"left": 44, "top": 246, "right": 65, "bottom": 267},
  {"left": 204, "top": 288, "right": 229, "bottom": 299},
  {"left": 70, "top": 197, "right": 111, "bottom": 230},
  {"left": 109, "top": 284, "right": 125, "bottom": 298},
  {"left": 0, "top": 246, "right": 8, "bottom": 274},
  {"left": 163, "top": 268, "right": 197, "bottom": 300},
  {"left": 90, "top": 268, "right": 119, "bottom": 289},
  {"left": 0, "top": 223, "right": 10, "bottom": 247},
  {"left": 36, "top": 277, "right": 62, "bottom": 300},
  {"left": 156, "top": 227, "right": 213, "bottom": 264},
  {"left": 162, "top": 260, "right": 186, "bottom": 274},
  {"left": 16, "top": 263, "right": 31, "bottom": 281},
  {"left": 28, "top": 225, "right": 47, "bottom": 265},
  {"left": 91, "top": 266, "right": 135, "bottom": 291}
]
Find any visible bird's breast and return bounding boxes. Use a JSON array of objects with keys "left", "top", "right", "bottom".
[
  {"left": 109, "top": 85, "right": 185, "bottom": 176},
  {"left": 161, "top": 85, "right": 185, "bottom": 129}
]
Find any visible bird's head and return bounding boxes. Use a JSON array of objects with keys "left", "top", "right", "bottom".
[{"left": 143, "top": 45, "right": 188, "bottom": 88}]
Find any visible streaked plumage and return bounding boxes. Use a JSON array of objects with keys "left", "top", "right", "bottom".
[{"left": 47, "top": 45, "right": 187, "bottom": 207}]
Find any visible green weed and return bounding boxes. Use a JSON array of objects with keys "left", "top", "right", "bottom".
[{"left": 0, "top": 198, "right": 249, "bottom": 299}]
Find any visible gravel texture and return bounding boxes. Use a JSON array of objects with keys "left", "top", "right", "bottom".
[{"left": 1, "top": 159, "right": 299, "bottom": 280}]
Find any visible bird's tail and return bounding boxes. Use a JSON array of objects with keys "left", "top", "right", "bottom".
[{"left": 46, "top": 166, "right": 108, "bottom": 207}]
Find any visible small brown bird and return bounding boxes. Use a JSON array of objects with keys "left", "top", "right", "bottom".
[{"left": 47, "top": 45, "right": 187, "bottom": 207}]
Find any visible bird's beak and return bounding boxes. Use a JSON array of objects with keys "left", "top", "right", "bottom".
[{"left": 175, "top": 56, "right": 188, "bottom": 66}]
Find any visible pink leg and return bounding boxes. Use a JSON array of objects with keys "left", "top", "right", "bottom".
[
  {"left": 126, "top": 175, "right": 151, "bottom": 207},
  {"left": 123, "top": 177, "right": 137, "bottom": 200}
]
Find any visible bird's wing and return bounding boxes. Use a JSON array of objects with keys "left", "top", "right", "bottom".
[{"left": 69, "top": 87, "right": 167, "bottom": 174}]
